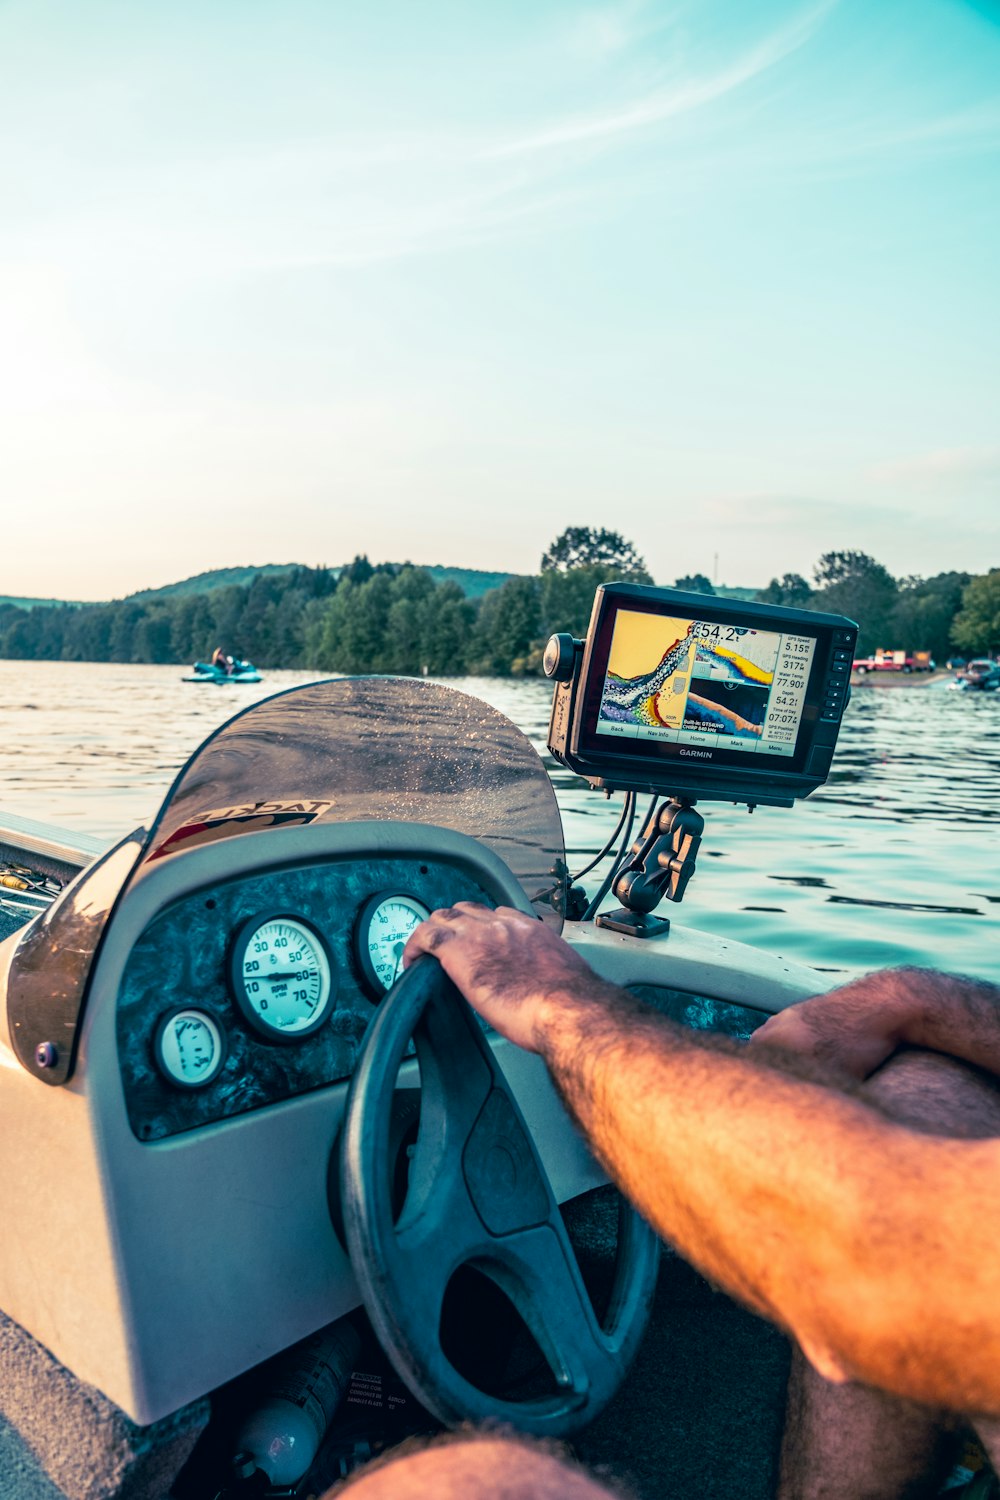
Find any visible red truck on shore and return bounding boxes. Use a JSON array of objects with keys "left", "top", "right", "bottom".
[{"left": 852, "top": 649, "right": 934, "bottom": 674}]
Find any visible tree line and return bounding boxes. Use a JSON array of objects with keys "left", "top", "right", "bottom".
[
  {"left": 756, "top": 552, "right": 998, "bottom": 661},
  {"left": 1, "top": 535, "right": 997, "bottom": 674}
]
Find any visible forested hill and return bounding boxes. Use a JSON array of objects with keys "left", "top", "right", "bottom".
[
  {"left": 127, "top": 564, "right": 305, "bottom": 603},
  {"left": 1, "top": 541, "right": 997, "bottom": 674},
  {"left": 0, "top": 558, "right": 535, "bottom": 675},
  {"left": 2, "top": 561, "right": 516, "bottom": 612}
]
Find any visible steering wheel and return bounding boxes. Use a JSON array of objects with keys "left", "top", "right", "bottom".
[{"left": 339, "top": 955, "right": 660, "bottom": 1437}]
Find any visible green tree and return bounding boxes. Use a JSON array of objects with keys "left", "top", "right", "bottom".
[
  {"left": 674, "top": 573, "right": 715, "bottom": 595},
  {"left": 341, "top": 554, "right": 375, "bottom": 587},
  {"left": 301, "top": 596, "right": 332, "bottom": 667},
  {"left": 170, "top": 595, "right": 216, "bottom": 663},
  {"left": 756, "top": 573, "right": 812, "bottom": 607},
  {"left": 536, "top": 564, "right": 604, "bottom": 642},
  {"left": 420, "top": 581, "right": 475, "bottom": 675},
  {"left": 64, "top": 605, "right": 115, "bottom": 662},
  {"left": 131, "top": 609, "right": 174, "bottom": 663},
  {"left": 1, "top": 611, "right": 39, "bottom": 658},
  {"left": 888, "top": 572, "right": 971, "bottom": 662},
  {"left": 472, "top": 578, "right": 541, "bottom": 675},
  {"left": 209, "top": 585, "right": 249, "bottom": 655},
  {"left": 314, "top": 580, "right": 351, "bottom": 670},
  {"left": 540, "top": 527, "right": 650, "bottom": 578},
  {"left": 108, "top": 603, "right": 145, "bottom": 662},
  {"left": 814, "top": 551, "right": 889, "bottom": 589},
  {"left": 235, "top": 575, "right": 284, "bottom": 662},
  {"left": 951, "top": 570, "right": 1000, "bottom": 656},
  {"left": 385, "top": 567, "right": 437, "bottom": 674},
  {"left": 812, "top": 551, "right": 897, "bottom": 655},
  {"left": 329, "top": 573, "right": 395, "bottom": 672}
]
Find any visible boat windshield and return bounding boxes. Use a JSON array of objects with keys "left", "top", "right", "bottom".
[
  {"left": 6, "top": 678, "right": 566, "bottom": 1085},
  {"left": 135, "top": 677, "right": 566, "bottom": 923}
]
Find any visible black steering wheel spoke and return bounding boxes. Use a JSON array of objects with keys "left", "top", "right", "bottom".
[
  {"left": 467, "top": 1222, "right": 619, "bottom": 1400},
  {"left": 340, "top": 955, "right": 660, "bottom": 1436}
]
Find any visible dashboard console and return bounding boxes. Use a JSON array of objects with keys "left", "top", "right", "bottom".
[{"left": 119, "top": 851, "right": 492, "bottom": 1141}]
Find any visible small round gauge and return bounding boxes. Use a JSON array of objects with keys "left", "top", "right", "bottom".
[
  {"left": 229, "top": 915, "right": 336, "bottom": 1042},
  {"left": 154, "top": 1008, "right": 227, "bottom": 1089},
  {"left": 356, "top": 893, "right": 431, "bottom": 998}
]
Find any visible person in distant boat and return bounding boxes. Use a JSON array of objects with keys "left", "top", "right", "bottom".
[
  {"left": 330, "top": 905, "right": 1000, "bottom": 1500},
  {"left": 211, "top": 647, "right": 234, "bottom": 675}
]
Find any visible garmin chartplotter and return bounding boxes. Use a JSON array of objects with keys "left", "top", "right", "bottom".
[{"left": 545, "top": 583, "right": 857, "bottom": 809}]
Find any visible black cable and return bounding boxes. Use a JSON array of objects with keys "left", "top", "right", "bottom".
[
  {"left": 581, "top": 792, "right": 661, "bottom": 922},
  {"left": 581, "top": 791, "right": 649, "bottom": 922},
  {"left": 568, "top": 793, "right": 633, "bottom": 884}
]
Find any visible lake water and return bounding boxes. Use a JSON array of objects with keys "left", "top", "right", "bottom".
[{"left": 0, "top": 661, "right": 997, "bottom": 982}]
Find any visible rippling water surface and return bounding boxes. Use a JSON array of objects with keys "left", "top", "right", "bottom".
[{"left": 0, "top": 662, "right": 997, "bottom": 981}]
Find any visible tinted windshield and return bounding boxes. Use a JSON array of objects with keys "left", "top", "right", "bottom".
[{"left": 136, "top": 677, "right": 566, "bottom": 924}]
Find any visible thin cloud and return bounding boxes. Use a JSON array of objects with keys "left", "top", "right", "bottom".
[
  {"left": 702, "top": 493, "right": 909, "bottom": 530},
  {"left": 488, "top": 0, "right": 837, "bottom": 159},
  {"left": 871, "top": 447, "right": 1000, "bottom": 491},
  {"left": 567, "top": 0, "right": 677, "bottom": 63},
  {"left": 4, "top": 0, "right": 995, "bottom": 281}
]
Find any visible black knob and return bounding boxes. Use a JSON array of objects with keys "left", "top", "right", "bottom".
[{"left": 543, "top": 634, "right": 579, "bottom": 681}]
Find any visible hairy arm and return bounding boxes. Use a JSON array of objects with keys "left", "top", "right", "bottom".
[
  {"left": 405, "top": 905, "right": 1000, "bottom": 1416},
  {"left": 751, "top": 966, "right": 1000, "bottom": 1080}
]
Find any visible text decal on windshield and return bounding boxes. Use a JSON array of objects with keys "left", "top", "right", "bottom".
[{"left": 149, "top": 799, "right": 335, "bottom": 861}]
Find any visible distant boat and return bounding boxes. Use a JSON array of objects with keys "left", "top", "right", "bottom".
[
  {"left": 182, "top": 659, "right": 262, "bottom": 684},
  {"left": 949, "top": 659, "right": 999, "bottom": 692}
]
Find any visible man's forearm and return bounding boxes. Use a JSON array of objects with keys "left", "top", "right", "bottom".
[
  {"left": 534, "top": 979, "right": 1000, "bottom": 1413},
  {"left": 402, "top": 906, "right": 1000, "bottom": 1411}
]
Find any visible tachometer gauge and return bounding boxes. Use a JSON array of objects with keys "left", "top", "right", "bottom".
[
  {"left": 229, "top": 915, "right": 336, "bottom": 1042},
  {"left": 356, "top": 893, "right": 431, "bottom": 998},
  {"left": 154, "top": 1008, "right": 227, "bottom": 1089}
]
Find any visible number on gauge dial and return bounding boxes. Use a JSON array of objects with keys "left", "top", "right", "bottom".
[
  {"left": 356, "top": 893, "right": 430, "bottom": 998},
  {"left": 230, "top": 915, "right": 336, "bottom": 1041}
]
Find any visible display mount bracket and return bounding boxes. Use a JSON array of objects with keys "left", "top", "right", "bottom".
[{"left": 595, "top": 797, "right": 704, "bottom": 939}]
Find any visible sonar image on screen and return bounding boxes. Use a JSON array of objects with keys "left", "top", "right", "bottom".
[{"left": 597, "top": 610, "right": 816, "bottom": 758}]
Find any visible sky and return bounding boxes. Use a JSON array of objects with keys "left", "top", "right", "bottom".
[{"left": 1, "top": 0, "right": 998, "bottom": 601}]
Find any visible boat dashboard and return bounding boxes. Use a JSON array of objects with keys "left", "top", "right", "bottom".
[
  {"left": 0, "top": 812, "right": 826, "bottom": 1430},
  {"left": 118, "top": 850, "right": 493, "bottom": 1142}
]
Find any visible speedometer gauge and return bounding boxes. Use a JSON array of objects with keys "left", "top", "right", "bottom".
[
  {"left": 229, "top": 915, "right": 336, "bottom": 1042},
  {"left": 355, "top": 893, "right": 430, "bottom": 998}
]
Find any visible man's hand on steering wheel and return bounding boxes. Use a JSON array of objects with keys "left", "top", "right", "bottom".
[{"left": 403, "top": 902, "right": 609, "bottom": 1056}]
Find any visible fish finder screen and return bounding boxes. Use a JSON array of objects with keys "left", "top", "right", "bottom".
[{"left": 596, "top": 609, "right": 817, "bottom": 759}]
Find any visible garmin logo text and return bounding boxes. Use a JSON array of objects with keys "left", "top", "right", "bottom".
[{"left": 680, "top": 748, "right": 713, "bottom": 759}]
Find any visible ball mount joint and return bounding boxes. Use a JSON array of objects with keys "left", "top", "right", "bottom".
[{"left": 595, "top": 798, "right": 705, "bottom": 939}]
